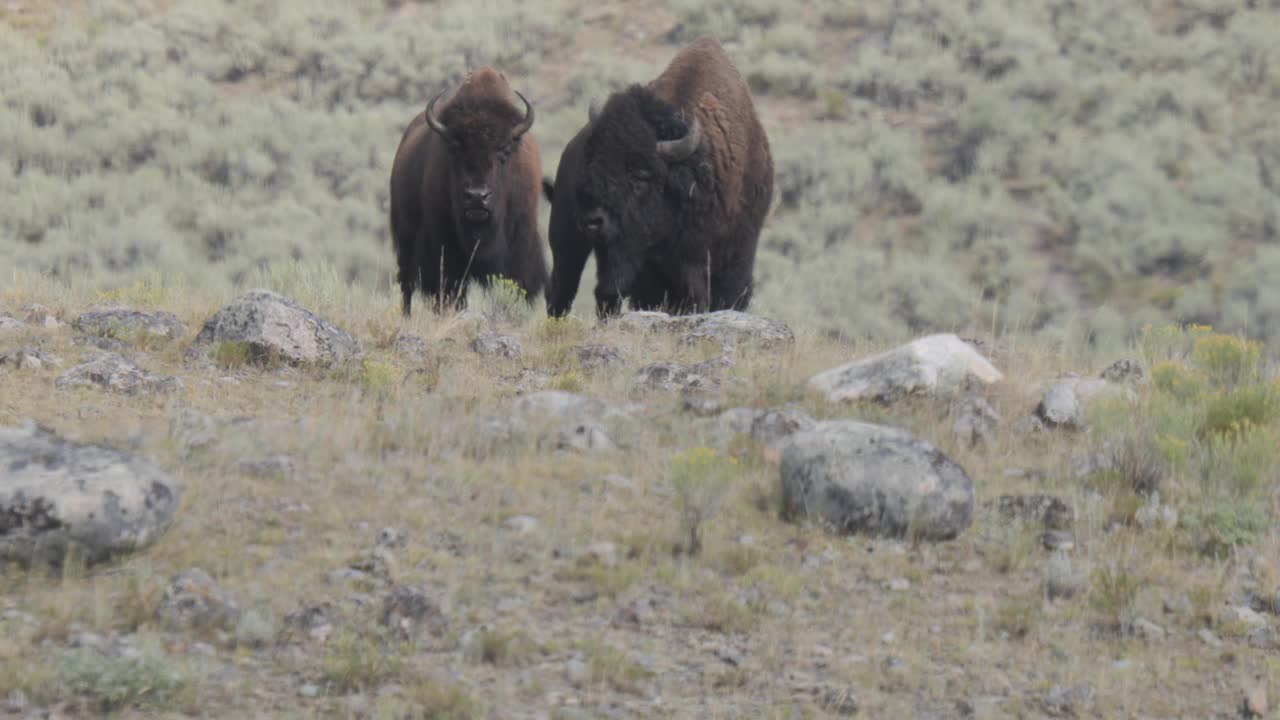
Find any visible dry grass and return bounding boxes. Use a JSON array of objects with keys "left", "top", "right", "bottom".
[{"left": 1, "top": 271, "right": 1277, "bottom": 717}]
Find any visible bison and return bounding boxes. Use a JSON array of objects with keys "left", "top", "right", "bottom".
[
  {"left": 390, "top": 68, "right": 547, "bottom": 315},
  {"left": 544, "top": 37, "right": 774, "bottom": 319}
]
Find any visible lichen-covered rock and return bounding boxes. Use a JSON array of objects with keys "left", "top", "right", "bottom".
[
  {"left": 614, "top": 310, "right": 793, "bottom": 349},
  {"left": 157, "top": 568, "right": 241, "bottom": 632},
  {"left": 74, "top": 309, "right": 187, "bottom": 343},
  {"left": 809, "top": 334, "right": 1002, "bottom": 405},
  {"left": 0, "top": 423, "right": 180, "bottom": 566},
  {"left": 0, "top": 348, "right": 60, "bottom": 371},
  {"left": 780, "top": 421, "right": 975, "bottom": 541},
  {"left": 55, "top": 352, "right": 182, "bottom": 395},
  {"left": 574, "top": 344, "right": 624, "bottom": 372},
  {"left": 1036, "top": 375, "right": 1137, "bottom": 429},
  {"left": 951, "top": 395, "right": 1001, "bottom": 447},
  {"left": 470, "top": 332, "right": 522, "bottom": 359},
  {"left": 393, "top": 333, "right": 429, "bottom": 360},
  {"left": 193, "top": 290, "right": 361, "bottom": 366}
]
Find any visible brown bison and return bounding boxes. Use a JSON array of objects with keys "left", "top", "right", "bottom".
[
  {"left": 390, "top": 68, "right": 547, "bottom": 315},
  {"left": 544, "top": 37, "right": 774, "bottom": 318}
]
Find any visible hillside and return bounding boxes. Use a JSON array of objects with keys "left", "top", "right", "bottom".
[
  {"left": 2, "top": 0, "right": 1278, "bottom": 346},
  {"left": 3, "top": 1, "right": 1280, "bottom": 718}
]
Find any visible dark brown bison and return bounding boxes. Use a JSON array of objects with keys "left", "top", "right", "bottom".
[
  {"left": 390, "top": 68, "right": 547, "bottom": 315},
  {"left": 544, "top": 37, "right": 774, "bottom": 318}
]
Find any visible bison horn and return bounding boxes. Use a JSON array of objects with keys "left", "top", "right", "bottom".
[
  {"left": 656, "top": 115, "right": 701, "bottom": 161},
  {"left": 425, "top": 90, "right": 450, "bottom": 140},
  {"left": 511, "top": 90, "right": 535, "bottom": 140},
  {"left": 588, "top": 98, "right": 600, "bottom": 124}
]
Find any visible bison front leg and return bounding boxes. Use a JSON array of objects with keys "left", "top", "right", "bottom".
[{"left": 670, "top": 263, "right": 711, "bottom": 315}]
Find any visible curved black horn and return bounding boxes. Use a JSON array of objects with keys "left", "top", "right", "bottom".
[
  {"left": 588, "top": 98, "right": 601, "bottom": 123},
  {"left": 656, "top": 114, "right": 701, "bottom": 161},
  {"left": 511, "top": 90, "right": 535, "bottom": 139},
  {"left": 425, "top": 90, "right": 449, "bottom": 139}
]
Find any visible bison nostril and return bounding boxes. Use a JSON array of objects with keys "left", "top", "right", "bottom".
[
  {"left": 465, "top": 188, "right": 492, "bottom": 205},
  {"left": 582, "top": 211, "right": 606, "bottom": 234}
]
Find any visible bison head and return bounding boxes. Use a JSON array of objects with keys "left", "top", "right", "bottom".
[
  {"left": 575, "top": 86, "right": 705, "bottom": 307},
  {"left": 425, "top": 89, "right": 535, "bottom": 257}
]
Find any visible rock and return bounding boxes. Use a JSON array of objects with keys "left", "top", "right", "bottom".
[
  {"left": 1199, "top": 628, "right": 1223, "bottom": 647},
  {"left": 1043, "top": 552, "right": 1085, "bottom": 600},
  {"left": 0, "top": 316, "right": 23, "bottom": 333},
  {"left": 298, "top": 684, "right": 320, "bottom": 698},
  {"left": 819, "top": 686, "right": 860, "bottom": 716},
  {"left": 375, "top": 527, "right": 408, "bottom": 549},
  {"left": 1134, "top": 491, "right": 1178, "bottom": 530},
  {"left": 19, "top": 303, "right": 59, "bottom": 328},
  {"left": 392, "top": 333, "right": 428, "bottom": 360},
  {"left": 1227, "top": 605, "right": 1268, "bottom": 629},
  {"left": 170, "top": 408, "right": 219, "bottom": 454},
  {"left": 74, "top": 309, "right": 186, "bottom": 343},
  {"left": 1039, "top": 683, "right": 1095, "bottom": 718},
  {"left": 284, "top": 603, "right": 334, "bottom": 643},
  {"left": 193, "top": 290, "right": 361, "bottom": 366},
  {"left": 504, "top": 516, "right": 539, "bottom": 534},
  {"left": 779, "top": 421, "right": 975, "bottom": 541},
  {"left": 470, "top": 332, "right": 522, "bottom": 359},
  {"left": 988, "top": 495, "right": 1074, "bottom": 530},
  {"left": 230, "top": 454, "right": 297, "bottom": 480},
  {"left": 1037, "top": 381, "right": 1085, "bottom": 429},
  {"left": 1012, "top": 415, "right": 1047, "bottom": 435},
  {"left": 1036, "top": 376, "right": 1138, "bottom": 430},
  {"left": 1163, "top": 594, "right": 1191, "bottom": 616},
  {"left": 1041, "top": 530, "right": 1075, "bottom": 551},
  {"left": 380, "top": 585, "right": 445, "bottom": 639},
  {"left": 0, "top": 348, "right": 60, "bottom": 371},
  {"left": 885, "top": 577, "right": 911, "bottom": 592},
  {"left": 670, "top": 310, "right": 795, "bottom": 349},
  {"left": 679, "top": 384, "right": 723, "bottom": 416},
  {"left": 717, "top": 408, "right": 761, "bottom": 436},
  {"left": 751, "top": 408, "right": 816, "bottom": 452},
  {"left": 157, "top": 568, "right": 241, "bottom": 632},
  {"left": 951, "top": 395, "right": 1001, "bottom": 447},
  {"left": 557, "top": 422, "right": 615, "bottom": 453},
  {"left": 1132, "top": 617, "right": 1166, "bottom": 642},
  {"left": 584, "top": 542, "right": 619, "bottom": 568},
  {"left": 574, "top": 344, "right": 624, "bottom": 372},
  {"left": 55, "top": 352, "right": 182, "bottom": 395},
  {"left": 1100, "top": 358, "right": 1143, "bottom": 384},
  {"left": 564, "top": 658, "right": 590, "bottom": 688},
  {"left": 633, "top": 357, "right": 728, "bottom": 394},
  {"left": 1244, "top": 686, "right": 1268, "bottom": 718},
  {"left": 0, "top": 423, "right": 180, "bottom": 567},
  {"left": 808, "top": 334, "right": 1002, "bottom": 405}
]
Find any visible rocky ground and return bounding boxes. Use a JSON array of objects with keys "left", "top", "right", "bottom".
[{"left": 1, "top": 285, "right": 1278, "bottom": 719}]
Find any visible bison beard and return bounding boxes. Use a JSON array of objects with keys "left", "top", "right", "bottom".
[
  {"left": 544, "top": 37, "right": 773, "bottom": 320},
  {"left": 389, "top": 68, "right": 548, "bottom": 316}
]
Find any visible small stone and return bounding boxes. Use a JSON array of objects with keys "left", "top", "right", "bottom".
[
  {"left": 1044, "top": 552, "right": 1085, "bottom": 601},
  {"left": 504, "top": 516, "right": 539, "bottom": 534},
  {"left": 584, "top": 542, "right": 618, "bottom": 568},
  {"left": 190, "top": 642, "right": 217, "bottom": 657},
  {"left": 819, "top": 686, "right": 860, "bottom": 716},
  {"left": 0, "top": 348, "right": 60, "bottom": 370},
  {"left": 573, "top": 344, "right": 624, "bottom": 372},
  {"left": 1244, "top": 686, "right": 1268, "bottom": 718},
  {"left": 557, "top": 422, "right": 615, "bottom": 453},
  {"left": 951, "top": 395, "right": 1001, "bottom": 447},
  {"left": 0, "top": 316, "right": 22, "bottom": 333},
  {"left": 1163, "top": 593, "right": 1191, "bottom": 616},
  {"left": 299, "top": 684, "right": 320, "bottom": 698},
  {"left": 1100, "top": 358, "right": 1143, "bottom": 384},
  {"left": 56, "top": 352, "right": 182, "bottom": 395},
  {"left": 565, "top": 658, "right": 590, "bottom": 688},
  {"left": 1199, "top": 628, "right": 1223, "bottom": 647},
  {"left": 19, "top": 303, "right": 59, "bottom": 328},
  {"left": 380, "top": 585, "right": 445, "bottom": 639},
  {"left": 157, "top": 568, "right": 242, "bottom": 632},
  {"left": 1040, "top": 684, "right": 1095, "bottom": 718},
  {"left": 392, "top": 333, "right": 428, "bottom": 360},
  {"left": 1228, "top": 605, "right": 1268, "bottom": 628},
  {"left": 5, "top": 689, "right": 29, "bottom": 713},
  {"left": 470, "top": 332, "right": 522, "bottom": 359},
  {"left": 375, "top": 527, "right": 408, "bottom": 549},
  {"left": 885, "top": 578, "right": 911, "bottom": 592},
  {"left": 680, "top": 385, "right": 723, "bottom": 416},
  {"left": 1132, "top": 617, "right": 1165, "bottom": 642},
  {"left": 74, "top": 309, "right": 186, "bottom": 343},
  {"left": 1042, "top": 530, "right": 1075, "bottom": 551},
  {"left": 230, "top": 454, "right": 297, "bottom": 480},
  {"left": 1037, "top": 381, "right": 1085, "bottom": 429},
  {"left": 1012, "top": 415, "right": 1047, "bottom": 435}
]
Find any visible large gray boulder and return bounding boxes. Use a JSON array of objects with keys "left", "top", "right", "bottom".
[
  {"left": 193, "top": 290, "right": 360, "bottom": 366},
  {"left": 780, "top": 421, "right": 975, "bottom": 541},
  {"left": 0, "top": 424, "right": 181, "bottom": 566},
  {"left": 74, "top": 309, "right": 186, "bottom": 343},
  {"left": 809, "top": 334, "right": 1002, "bottom": 405}
]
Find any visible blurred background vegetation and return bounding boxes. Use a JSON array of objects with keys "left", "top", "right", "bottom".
[{"left": 2, "top": 0, "right": 1277, "bottom": 349}]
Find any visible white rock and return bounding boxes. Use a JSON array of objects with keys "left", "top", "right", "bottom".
[{"left": 809, "top": 334, "right": 1002, "bottom": 404}]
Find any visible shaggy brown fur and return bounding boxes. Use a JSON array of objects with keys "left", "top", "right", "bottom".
[
  {"left": 390, "top": 68, "right": 547, "bottom": 315},
  {"left": 544, "top": 37, "right": 774, "bottom": 318}
]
